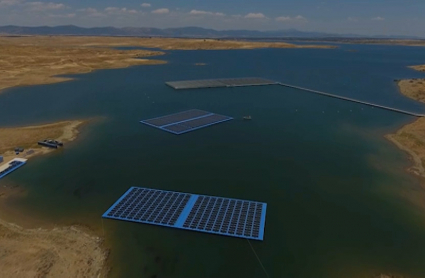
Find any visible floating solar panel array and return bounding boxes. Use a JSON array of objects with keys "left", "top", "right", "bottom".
[
  {"left": 166, "top": 77, "right": 277, "bottom": 90},
  {"left": 140, "top": 109, "right": 233, "bottom": 135},
  {"left": 0, "top": 158, "right": 27, "bottom": 179},
  {"left": 103, "top": 187, "right": 267, "bottom": 241}
]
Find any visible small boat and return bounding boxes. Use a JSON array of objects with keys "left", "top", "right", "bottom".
[
  {"left": 38, "top": 139, "right": 63, "bottom": 149},
  {"left": 38, "top": 140, "right": 58, "bottom": 149},
  {"left": 243, "top": 116, "right": 252, "bottom": 120}
]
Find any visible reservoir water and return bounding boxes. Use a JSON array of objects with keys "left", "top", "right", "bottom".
[{"left": 1, "top": 43, "right": 425, "bottom": 277}]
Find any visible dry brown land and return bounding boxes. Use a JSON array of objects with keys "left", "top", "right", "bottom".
[
  {"left": 388, "top": 64, "right": 425, "bottom": 177},
  {"left": 396, "top": 65, "right": 425, "bottom": 102},
  {"left": 0, "top": 120, "right": 83, "bottom": 154},
  {"left": 299, "top": 38, "right": 425, "bottom": 47},
  {"left": 397, "top": 78, "right": 425, "bottom": 103},
  {"left": 0, "top": 37, "right": 165, "bottom": 94},
  {"left": 0, "top": 35, "right": 335, "bottom": 50},
  {"left": 0, "top": 36, "right": 333, "bottom": 94},
  {"left": 0, "top": 218, "right": 108, "bottom": 278},
  {"left": 0, "top": 120, "right": 85, "bottom": 166},
  {"left": 0, "top": 120, "right": 110, "bottom": 277},
  {"left": 354, "top": 39, "right": 425, "bottom": 47}
]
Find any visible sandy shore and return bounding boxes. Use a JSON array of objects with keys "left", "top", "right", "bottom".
[
  {"left": 0, "top": 38, "right": 165, "bottom": 94},
  {"left": 288, "top": 38, "right": 425, "bottom": 47},
  {"left": 0, "top": 218, "right": 108, "bottom": 278},
  {"left": 0, "top": 36, "right": 334, "bottom": 94},
  {"left": 387, "top": 64, "right": 425, "bottom": 178},
  {"left": 0, "top": 120, "right": 85, "bottom": 165},
  {"left": 0, "top": 120, "right": 111, "bottom": 277}
]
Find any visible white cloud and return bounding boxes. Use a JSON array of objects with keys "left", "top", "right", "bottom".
[
  {"left": 105, "top": 7, "right": 119, "bottom": 12},
  {"left": 275, "top": 15, "right": 307, "bottom": 22},
  {"left": 0, "top": 0, "right": 23, "bottom": 6},
  {"left": 141, "top": 3, "right": 151, "bottom": 8},
  {"left": 151, "top": 8, "right": 169, "bottom": 14},
  {"left": 104, "top": 7, "right": 138, "bottom": 15},
  {"left": 244, "top": 13, "right": 266, "bottom": 19},
  {"left": 26, "top": 2, "right": 65, "bottom": 11},
  {"left": 189, "top": 10, "right": 225, "bottom": 16},
  {"left": 78, "top": 7, "right": 96, "bottom": 13},
  {"left": 77, "top": 7, "right": 105, "bottom": 17},
  {"left": 49, "top": 13, "right": 75, "bottom": 18},
  {"left": 372, "top": 16, "right": 385, "bottom": 21}
]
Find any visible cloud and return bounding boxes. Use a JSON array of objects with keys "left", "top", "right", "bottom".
[
  {"left": 275, "top": 15, "right": 307, "bottom": 22},
  {"left": 77, "top": 7, "right": 105, "bottom": 17},
  {"left": 26, "top": 2, "right": 65, "bottom": 11},
  {"left": 0, "top": 0, "right": 23, "bottom": 6},
  {"left": 141, "top": 3, "right": 151, "bottom": 8},
  {"left": 189, "top": 10, "right": 225, "bottom": 16},
  {"left": 347, "top": 17, "right": 358, "bottom": 22},
  {"left": 372, "top": 16, "right": 385, "bottom": 21},
  {"left": 78, "top": 7, "right": 96, "bottom": 13},
  {"left": 49, "top": 13, "right": 75, "bottom": 18},
  {"left": 151, "top": 8, "right": 169, "bottom": 14},
  {"left": 104, "top": 7, "right": 138, "bottom": 15},
  {"left": 244, "top": 13, "right": 265, "bottom": 19}
]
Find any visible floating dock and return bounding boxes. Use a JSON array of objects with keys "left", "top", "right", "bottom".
[
  {"left": 165, "top": 78, "right": 425, "bottom": 117},
  {"left": 103, "top": 187, "right": 267, "bottom": 241},
  {"left": 166, "top": 77, "right": 277, "bottom": 90},
  {"left": 140, "top": 109, "right": 233, "bottom": 135},
  {"left": 0, "top": 158, "right": 28, "bottom": 179}
]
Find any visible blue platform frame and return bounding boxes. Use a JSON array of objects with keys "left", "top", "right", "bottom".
[
  {"left": 103, "top": 187, "right": 267, "bottom": 241},
  {"left": 140, "top": 111, "right": 233, "bottom": 135},
  {"left": 0, "top": 161, "right": 27, "bottom": 179}
]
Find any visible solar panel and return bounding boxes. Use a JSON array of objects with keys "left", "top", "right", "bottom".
[
  {"left": 103, "top": 187, "right": 267, "bottom": 241},
  {"left": 140, "top": 109, "right": 233, "bottom": 135},
  {"left": 165, "top": 78, "right": 277, "bottom": 90},
  {"left": 0, "top": 158, "right": 27, "bottom": 179}
]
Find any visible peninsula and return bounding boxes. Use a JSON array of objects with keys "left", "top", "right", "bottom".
[
  {"left": 387, "top": 65, "right": 425, "bottom": 178},
  {"left": 0, "top": 36, "right": 333, "bottom": 94}
]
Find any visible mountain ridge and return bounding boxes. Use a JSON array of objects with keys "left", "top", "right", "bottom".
[{"left": 0, "top": 25, "right": 421, "bottom": 39}]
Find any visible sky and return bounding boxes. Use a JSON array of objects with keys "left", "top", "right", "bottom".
[{"left": 0, "top": 0, "right": 424, "bottom": 37}]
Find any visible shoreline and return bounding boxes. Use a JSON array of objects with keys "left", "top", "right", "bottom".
[
  {"left": 0, "top": 36, "right": 334, "bottom": 95},
  {"left": 386, "top": 64, "right": 425, "bottom": 179},
  {"left": 0, "top": 119, "right": 111, "bottom": 277},
  {"left": 0, "top": 215, "right": 109, "bottom": 278},
  {"left": 0, "top": 120, "right": 86, "bottom": 166}
]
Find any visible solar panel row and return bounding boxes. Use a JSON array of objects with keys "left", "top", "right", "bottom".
[
  {"left": 143, "top": 109, "right": 210, "bottom": 127},
  {"left": 166, "top": 77, "right": 277, "bottom": 90},
  {"left": 0, "top": 159, "right": 27, "bottom": 179},
  {"left": 106, "top": 188, "right": 191, "bottom": 226},
  {"left": 140, "top": 110, "right": 233, "bottom": 135},
  {"left": 182, "top": 196, "right": 264, "bottom": 238},
  {"left": 103, "top": 187, "right": 267, "bottom": 240}
]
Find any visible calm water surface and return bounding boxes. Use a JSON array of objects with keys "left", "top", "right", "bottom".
[{"left": 1, "top": 44, "right": 425, "bottom": 278}]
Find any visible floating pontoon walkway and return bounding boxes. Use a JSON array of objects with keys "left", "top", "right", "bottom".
[
  {"left": 0, "top": 158, "right": 27, "bottom": 179},
  {"left": 166, "top": 77, "right": 277, "bottom": 90},
  {"left": 140, "top": 109, "right": 233, "bottom": 135},
  {"left": 277, "top": 83, "right": 425, "bottom": 117},
  {"left": 103, "top": 187, "right": 267, "bottom": 241},
  {"left": 165, "top": 78, "right": 425, "bottom": 117}
]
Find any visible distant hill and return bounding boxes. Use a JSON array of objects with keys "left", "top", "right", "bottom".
[
  {"left": 0, "top": 25, "right": 421, "bottom": 39},
  {"left": 0, "top": 25, "right": 348, "bottom": 38}
]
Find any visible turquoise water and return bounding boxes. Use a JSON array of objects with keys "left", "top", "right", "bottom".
[{"left": 1, "top": 44, "right": 425, "bottom": 277}]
